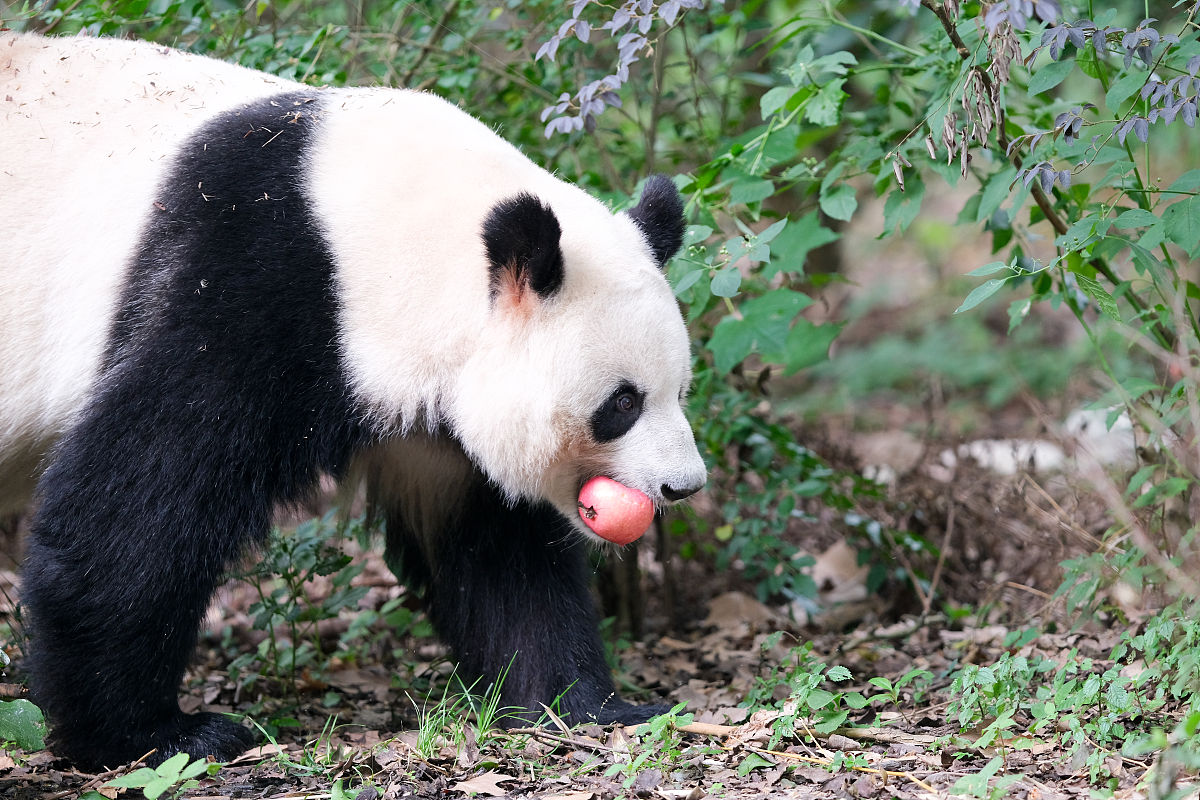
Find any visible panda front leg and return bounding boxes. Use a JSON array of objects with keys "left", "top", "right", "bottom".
[
  {"left": 21, "top": 407, "right": 265, "bottom": 770},
  {"left": 395, "top": 479, "right": 663, "bottom": 727}
]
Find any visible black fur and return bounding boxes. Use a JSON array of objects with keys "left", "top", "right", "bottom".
[
  {"left": 590, "top": 383, "right": 644, "bottom": 443},
  {"left": 626, "top": 175, "right": 685, "bottom": 268},
  {"left": 23, "top": 92, "right": 369, "bottom": 770},
  {"left": 481, "top": 193, "right": 565, "bottom": 300},
  {"left": 383, "top": 473, "right": 665, "bottom": 727}
]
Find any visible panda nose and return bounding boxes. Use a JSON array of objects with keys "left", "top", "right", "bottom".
[{"left": 662, "top": 482, "right": 702, "bottom": 502}]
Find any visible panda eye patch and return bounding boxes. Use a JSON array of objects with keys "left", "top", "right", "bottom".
[{"left": 590, "top": 382, "right": 644, "bottom": 443}]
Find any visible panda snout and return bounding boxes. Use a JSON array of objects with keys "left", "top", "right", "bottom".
[{"left": 661, "top": 481, "right": 702, "bottom": 502}]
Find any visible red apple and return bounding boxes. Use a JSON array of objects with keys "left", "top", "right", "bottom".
[{"left": 577, "top": 476, "right": 655, "bottom": 545}]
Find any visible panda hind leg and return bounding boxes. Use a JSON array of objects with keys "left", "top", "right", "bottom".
[{"left": 395, "top": 481, "right": 662, "bottom": 728}]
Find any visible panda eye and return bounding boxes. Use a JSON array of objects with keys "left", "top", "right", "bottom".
[{"left": 590, "top": 382, "right": 645, "bottom": 443}]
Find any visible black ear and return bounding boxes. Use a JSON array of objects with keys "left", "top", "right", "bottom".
[
  {"left": 482, "top": 193, "right": 565, "bottom": 301},
  {"left": 626, "top": 174, "right": 685, "bottom": 268}
]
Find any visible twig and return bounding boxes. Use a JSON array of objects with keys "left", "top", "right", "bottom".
[
  {"left": 400, "top": 0, "right": 461, "bottom": 86},
  {"left": 924, "top": 491, "right": 956, "bottom": 616},
  {"left": 743, "top": 744, "right": 936, "bottom": 791},
  {"left": 505, "top": 727, "right": 615, "bottom": 752}
]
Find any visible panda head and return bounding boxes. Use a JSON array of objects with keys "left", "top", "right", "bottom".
[{"left": 449, "top": 175, "right": 706, "bottom": 538}]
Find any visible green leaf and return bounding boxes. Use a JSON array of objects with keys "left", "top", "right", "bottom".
[
  {"left": 976, "top": 166, "right": 1018, "bottom": 224},
  {"left": 672, "top": 268, "right": 705, "bottom": 295},
  {"left": 1167, "top": 169, "right": 1200, "bottom": 194},
  {"left": 1132, "top": 477, "right": 1191, "bottom": 508},
  {"left": 706, "top": 290, "right": 814, "bottom": 373},
  {"left": 737, "top": 752, "right": 775, "bottom": 776},
  {"left": 1073, "top": 275, "right": 1121, "bottom": 321},
  {"left": 682, "top": 224, "right": 713, "bottom": 246},
  {"left": 781, "top": 318, "right": 841, "bottom": 373},
  {"left": 710, "top": 267, "right": 742, "bottom": 297},
  {"left": 1008, "top": 297, "right": 1031, "bottom": 331},
  {"left": 1028, "top": 58, "right": 1074, "bottom": 95},
  {"left": 1112, "top": 208, "right": 1160, "bottom": 229},
  {"left": 729, "top": 178, "right": 775, "bottom": 206},
  {"left": 763, "top": 212, "right": 839, "bottom": 277},
  {"left": 814, "top": 709, "right": 848, "bottom": 733},
  {"left": 1076, "top": 43, "right": 1102, "bottom": 78},
  {"left": 107, "top": 767, "right": 161, "bottom": 789},
  {"left": 1105, "top": 71, "right": 1145, "bottom": 110},
  {"left": 968, "top": 261, "right": 1010, "bottom": 277},
  {"left": 808, "top": 50, "right": 857, "bottom": 79},
  {"left": 754, "top": 218, "right": 788, "bottom": 247},
  {"left": 955, "top": 278, "right": 1007, "bottom": 313},
  {"left": 819, "top": 183, "right": 857, "bottom": 221},
  {"left": 827, "top": 665, "right": 852, "bottom": 681},
  {"left": 760, "top": 86, "right": 797, "bottom": 118},
  {"left": 805, "top": 689, "right": 835, "bottom": 710},
  {"left": 1163, "top": 196, "right": 1200, "bottom": 255},
  {"left": 804, "top": 79, "right": 846, "bottom": 127},
  {"left": 0, "top": 699, "right": 46, "bottom": 751},
  {"left": 881, "top": 179, "right": 924, "bottom": 236}
]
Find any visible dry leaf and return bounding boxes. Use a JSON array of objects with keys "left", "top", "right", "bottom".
[{"left": 452, "top": 769, "right": 514, "bottom": 796}]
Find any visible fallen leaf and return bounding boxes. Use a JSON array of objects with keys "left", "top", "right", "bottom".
[{"left": 452, "top": 769, "right": 514, "bottom": 796}]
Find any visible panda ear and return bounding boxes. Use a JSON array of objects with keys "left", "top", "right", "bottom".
[
  {"left": 482, "top": 193, "right": 565, "bottom": 303},
  {"left": 626, "top": 174, "right": 685, "bottom": 269}
]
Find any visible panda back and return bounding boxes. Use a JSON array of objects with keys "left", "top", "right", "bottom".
[{"left": 0, "top": 34, "right": 302, "bottom": 501}]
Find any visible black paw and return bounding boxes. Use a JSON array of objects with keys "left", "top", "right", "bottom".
[
  {"left": 148, "top": 712, "right": 256, "bottom": 766},
  {"left": 507, "top": 698, "right": 671, "bottom": 728},
  {"left": 583, "top": 700, "right": 672, "bottom": 726},
  {"left": 54, "top": 712, "right": 255, "bottom": 771}
]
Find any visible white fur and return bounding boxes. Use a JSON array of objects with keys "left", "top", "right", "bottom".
[
  {"left": 0, "top": 33, "right": 296, "bottom": 514},
  {"left": 0, "top": 33, "right": 705, "bottom": 536}
]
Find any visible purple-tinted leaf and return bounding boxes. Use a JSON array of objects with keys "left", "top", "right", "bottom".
[
  {"left": 984, "top": 5, "right": 1007, "bottom": 34},
  {"left": 637, "top": 0, "right": 652, "bottom": 13},
  {"left": 1138, "top": 46, "right": 1153, "bottom": 68},
  {"left": 557, "top": 18, "right": 574, "bottom": 37},
  {"left": 535, "top": 37, "right": 558, "bottom": 62},
  {"left": 638, "top": 13, "right": 652, "bottom": 34},
  {"left": 1058, "top": 170, "right": 1072, "bottom": 189},
  {"left": 1115, "top": 118, "right": 1132, "bottom": 144},
  {"left": 1187, "top": 54, "right": 1200, "bottom": 76},
  {"left": 1039, "top": 166, "right": 1054, "bottom": 193},
  {"left": 1034, "top": 0, "right": 1059, "bottom": 23},
  {"left": 575, "top": 20, "right": 590, "bottom": 43},
  {"left": 661, "top": 0, "right": 681, "bottom": 26},
  {"left": 1133, "top": 117, "right": 1149, "bottom": 142},
  {"left": 1183, "top": 101, "right": 1197, "bottom": 127}
]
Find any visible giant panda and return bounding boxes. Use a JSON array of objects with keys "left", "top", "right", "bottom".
[{"left": 0, "top": 32, "right": 706, "bottom": 770}]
